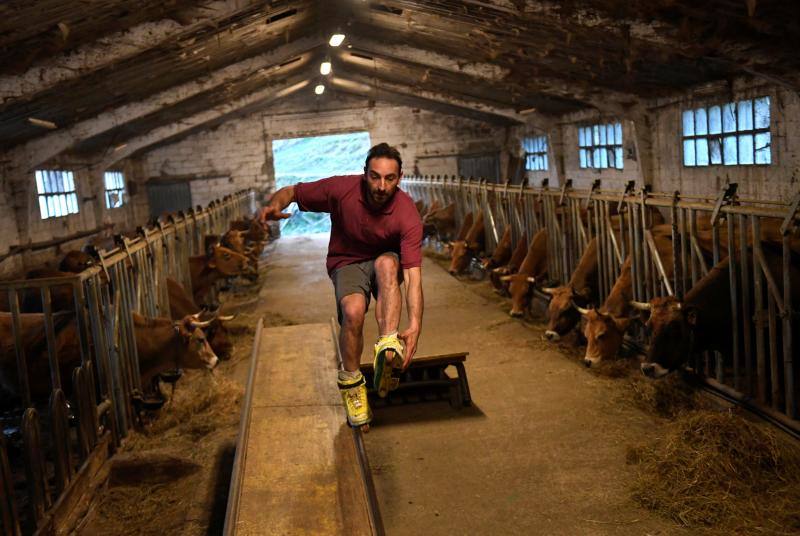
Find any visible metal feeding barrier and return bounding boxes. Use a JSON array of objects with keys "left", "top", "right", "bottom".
[
  {"left": 0, "top": 190, "right": 254, "bottom": 535},
  {"left": 406, "top": 175, "right": 800, "bottom": 433}
]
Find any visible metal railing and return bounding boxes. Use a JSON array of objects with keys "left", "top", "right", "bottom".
[
  {"left": 406, "top": 175, "right": 799, "bottom": 431},
  {"left": 0, "top": 190, "right": 254, "bottom": 535}
]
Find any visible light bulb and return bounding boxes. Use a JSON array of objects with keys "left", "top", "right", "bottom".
[
  {"left": 315, "top": 84, "right": 325, "bottom": 95},
  {"left": 320, "top": 61, "right": 331, "bottom": 75},
  {"left": 329, "top": 33, "right": 345, "bottom": 47}
]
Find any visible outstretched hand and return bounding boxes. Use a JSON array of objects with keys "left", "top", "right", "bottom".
[
  {"left": 259, "top": 205, "right": 291, "bottom": 223},
  {"left": 398, "top": 325, "right": 420, "bottom": 370}
]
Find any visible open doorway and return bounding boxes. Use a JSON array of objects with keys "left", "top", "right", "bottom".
[{"left": 272, "top": 131, "right": 371, "bottom": 236}]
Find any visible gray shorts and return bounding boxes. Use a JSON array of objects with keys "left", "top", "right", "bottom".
[{"left": 331, "top": 252, "right": 401, "bottom": 324}]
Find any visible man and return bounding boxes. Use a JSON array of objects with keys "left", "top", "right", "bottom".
[{"left": 259, "top": 143, "right": 424, "bottom": 427}]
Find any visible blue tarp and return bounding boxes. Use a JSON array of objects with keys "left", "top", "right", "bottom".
[{"left": 273, "top": 132, "right": 371, "bottom": 236}]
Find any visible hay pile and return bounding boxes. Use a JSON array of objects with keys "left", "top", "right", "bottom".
[
  {"left": 627, "top": 410, "right": 800, "bottom": 533},
  {"left": 624, "top": 373, "right": 710, "bottom": 419}
]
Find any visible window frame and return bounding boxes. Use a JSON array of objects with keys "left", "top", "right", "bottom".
[
  {"left": 103, "top": 170, "right": 127, "bottom": 209},
  {"left": 523, "top": 135, "right": 549, "bottom": 172},
  {"left": 578, "top": 122, "right": 623, "bottom": 170},
  {"left": 681, "top": 96, "right": 771, "bottom": 167},
  {"left": 34, "top": 169, "right": 79, "bottom": 220}
]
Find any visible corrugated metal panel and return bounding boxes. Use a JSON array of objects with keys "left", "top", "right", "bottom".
[
  {"left": 147, "top": 181, "right": 192, "bottom": 219},
  {"left": 458, "top": 153, "right": 500, "bottom": 182}
]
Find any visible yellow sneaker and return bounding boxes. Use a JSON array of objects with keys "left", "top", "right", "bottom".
[
  {"left": 373, "top": 332, "right": 405, "bottom": 398},
  {"left": 338, "top": 371, "right": 372, "bottom": 427}
]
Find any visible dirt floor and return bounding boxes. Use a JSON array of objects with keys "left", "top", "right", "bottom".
[{"left": 81, "top": 234, "right": 800, "bottom": 535}]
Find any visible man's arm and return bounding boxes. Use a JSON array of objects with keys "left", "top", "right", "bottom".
[
  {"left": 399, "top": 266, "right": 423, "bottom": 368},
  {"left": 259, "top": 185, "right": 295, "bottom": 222}
]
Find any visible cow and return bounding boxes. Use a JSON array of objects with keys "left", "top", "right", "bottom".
[
  {"left": 579, "top": 229, "right": 676, "bottom": 366},
  {"left": 489, "top": 232, "right": 528, "bottom": 293},
  {"left": 414, "top": 199, "right": 426, "bottom": 216},
  {"left": 59, "top": 250, "right": 96, "bottom": 273},
  {"left": 502, "top": 228, "right": 549, "bottom": 317},
  {"left": 481, "top": 226, "right": 513, "bottom": 271},
  {"left": 449, "top": 211, "right": 486, "bottom": 275},
  {"left": 635, "top": 246, "right": 800, "bottom": 379},
  {"left": 422, "top": 202, "right": 456, "bottom": 242},
  {"left": 189, "top": 243, "right": 252, "bottom": 305},
  {"left": 0, "top": 311, "right": 218, "bottom": 404},
  {"left": 167, "top": 277, "right": 234, "bottom": 360},
  {"left": 541, "top": 237, "right": 599, "bottom": 341}
]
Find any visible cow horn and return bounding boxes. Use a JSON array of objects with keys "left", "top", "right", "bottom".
[
  {"left": 675, "top": 302, "right": 683, "bottom": 310},
  {"left": 217, "top": 314, "right": 236, "bottom": 321},
  {"left": 492, "top": 266, "right": 509, "bottom": 274},
  {"left": 629, "top": 300, "right": 652, "bottom": 311},
  {"left": 526, "top": 276, "right": 536, "bottom": 283},
  {"left": 540, "top": 287, "right": 557, "bottom": 295},
  {"left": 573, "top": 303, "right": 591, "bottom": 315},
  {"left": 190, "top": 318, "right": 214, "bottom": 328},
  {"left": 499, "top": 275, "right": 513, "bottom": 281}
]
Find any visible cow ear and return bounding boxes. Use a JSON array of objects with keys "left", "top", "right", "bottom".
[
  {"left": 613, "top": 316, "right": 632, "bottom": 332},
  {"left": 685, "top": 307, "right": 698, "bottom": 326},
  {"left": 573, "top": 286, "right": 592, "bottom": 300}
]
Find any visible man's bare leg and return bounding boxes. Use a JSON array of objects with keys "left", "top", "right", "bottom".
[
  {"left": 374, "top": 253, "right": 402, "bottom": 335},
  {"left": 339, "top": 293, "right": 367, "bottom": 372}
]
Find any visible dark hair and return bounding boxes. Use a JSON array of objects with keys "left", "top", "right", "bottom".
[{"left": 364, "top": 142, "right": 402, "bottom": 172}]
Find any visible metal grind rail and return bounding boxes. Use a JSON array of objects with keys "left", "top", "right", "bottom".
[
  {"left": 0, "top": 190, "right": 253, "bottom": 536},
  {"left": 406, "top": 175, "right": 800, "bottom": 435}
]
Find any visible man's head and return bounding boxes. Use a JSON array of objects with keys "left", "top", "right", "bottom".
[{"left": 363, "top": 143, "right": 403, "bottom": 208}]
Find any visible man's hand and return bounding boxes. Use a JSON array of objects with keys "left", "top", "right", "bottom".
[
  {"left": 259, "top": 204, "right": 291, "bottom": 223},
  {"left": 398, "top": 325, "right": 420, "bottom": 370}
]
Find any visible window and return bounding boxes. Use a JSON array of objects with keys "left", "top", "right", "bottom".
[
  {"left": 523, "top": 135, "right": 548, "bottom": 171},
  {"left": 682, "top": 96, "right": 771, "bottom": 167},
  {"left": 104, "top": 171, "right": 126, "bottom": 209},
  {"left": 578, "top": 122, "right": 623, "bottom": 169},
  {"left": 35, "top": 170, "right": 79, "bottom": 219}
]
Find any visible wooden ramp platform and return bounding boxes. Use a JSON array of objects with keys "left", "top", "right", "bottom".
[{"left": 224, "top": 320, "right": 381, "bottom": 535}]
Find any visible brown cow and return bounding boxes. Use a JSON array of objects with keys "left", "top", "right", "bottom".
[
  {"left": 59, "top": 250, "right": 96, "bottom": 273},
  {"left": 542, "top": 237, "right": 600, "bottom": 340},
  {"left": 481, "top": 226, "right": 513, "bottom": 271},
  {"left": 502, "top": 228, "right": 549, "bottom": 317},
  {"left": 579, "top": 229, "right": 676, "bottom": 366},
  {"left": 167, "top": 277, "right": 234, "bottom": 360},
  {"left": 489, "top": 232, "right": 528, "bottom": 293},
  {"left": 423, "top": 202, "right": 456, "bottom": 241},
  {"left": 636, "top": 246, "right": 800, "bottom": 379},
  {"left": 449, "top": 211, "right": 485, "bottom": 275},
  {"left": 189, "top": 244, "right": 251, "bottom": 305}
]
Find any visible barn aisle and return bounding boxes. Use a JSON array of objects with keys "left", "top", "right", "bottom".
[{"left": 255, "top": 234, "right": 685, "bottom": 535}]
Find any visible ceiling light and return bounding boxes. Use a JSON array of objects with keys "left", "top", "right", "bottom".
[
  {"left": 329, "top": 33, "right": 345, "bottom": 47},
  {"left": 320, "top": 61, "right": 331, "bottom": 75},
  {"left": 315, "top": 84, "right": 325, "bottom": 95}
]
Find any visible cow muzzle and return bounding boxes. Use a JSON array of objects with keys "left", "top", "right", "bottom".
[
  {"left": 509, "top": 309, "right": 524, "bottom": 318},
  {"left": 583, "top": 355, "right": 600, "bottom": 367},
  {"left": 544, "top": 330, "right": 560, "bottom": 341},
  {"left": 207, "top": 355, "right": 219, "bottom": 369}
]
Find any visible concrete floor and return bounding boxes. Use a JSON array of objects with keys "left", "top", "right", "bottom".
[{"left": 254, "top": 234, "right": 686, "bottom": 536}]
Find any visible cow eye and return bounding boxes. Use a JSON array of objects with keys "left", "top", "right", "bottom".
[{"left": 596, "top": 331, "right": 605, "bottom": 339}]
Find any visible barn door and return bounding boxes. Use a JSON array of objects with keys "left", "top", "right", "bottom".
[
  {"left": 458, "top": 153, "right": 500, "bottom": 182},
  {"left": 146, "top": 181, "right": 192, "bottom": 219}
]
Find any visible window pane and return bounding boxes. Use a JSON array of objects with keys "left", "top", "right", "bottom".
[
  {"left": 38, "top": 197, "right": 47, "bottom": 219},
  {"left": 615, "top": 123, "right": 622, "bottom": 145},
  {"left": 542, "top": 154, "right": 548, "bottom": 170},
  {"left": 614, "top": 147, "right": 623, "bottom": 169},
  {"left": 682, "top": 110, "right": 694, "bottom": 137},
  {"left": 598, "top": 125, "right": 606, "bottom": 145},
  {"left": 737, "top": 100, "right": 753, "bottom": 131},
  {"left": 601, "top": 147, "right": 609, "bottom": 168},
  {"left": 104, "top": 173, "right": 112, "bottom": 190},
  {"left": 754, "top": 97, "right": 770, "bottom": 129},
  {"left": 66, "top": 172, "right": 75, "bottom": 191},
  {"left": 46, "top": 196, "right": 54, "bottom": 218},
  {"left": 723, "top": 103, "right": 737, "bottom": 133},
  {"left": 709, "top": 138, "right": 722, "bottom": 164},
  {"left": 593, "top": 126, "right": 600, "bottom": 145},
  {"left": 738, "top": 134, "right": 754, "bottom": 165},
  {"left": 683, "top": 139, "right": 695, "bottom": 166},
  {"left": 695, "top": 138, "right": 709, "bottom": 166},
  {"left": 59, "top": 194, "right": 67, "bottom": 216},
  {"left": 542, "top": 137, "right": 548, "bottom": 151},
  {"left": 723, "top": 135, "right": 738, "bottom": 165},
  {"left": 579, "top": 149, "right": 587, "bottom": 168},
  {"left": 755, "top": 132, "right": 771, "bottom": 164},
  {"left": 35, "top": 171, "right": 44, "bottom": 194},
  {"left": 606, "top": 124, "right": 615, "bottom": 145},
  {"left": 708, "top": 106, "right": 722, "bottom": 135},
  {"left": 695, "top": 108, "right": 708, "bottom": 136}
]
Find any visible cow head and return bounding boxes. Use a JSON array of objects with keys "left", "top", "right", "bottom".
[
  {"left": 198, "top": 309, "right": 236, "bottom": 360},
  {"left": 501, "top": 273, "right": 537, "bottom": 317},
  {"left": 207, "top": 244, "right": 250, "bottom": 276},
  {"left": 634, "top": 297, "right": 696, "bottom": 379},
  {"left": 542, "top": 285, "right": 591, "bottom": 340},
  {"left": 59, "top": 250, "right": 96, "bottom": 273},
  {"left": 221, "top": 230, "right": 247, "bottom": 254},
  {"left": 448, "top": 239, "right": 480, "bottom": 275},
  {"left": 580, "top": 307, "right": 631, "bottom": 367},
  {"left": 176, "top": 315, "right": 219, "bottom": 370}
]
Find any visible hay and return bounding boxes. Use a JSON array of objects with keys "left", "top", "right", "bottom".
[
  {"left": 624, "top": 373, "right": 710, "bottom": 419},
  {"left": 590, "top": 358, "right": 635, "bottom": 379},
  {"left": 628, "top": 410, "right": 800, "bottom": 533}
]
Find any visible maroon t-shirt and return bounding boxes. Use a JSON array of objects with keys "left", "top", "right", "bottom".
[{"left": 294, "top": 174, "right": 423, "bottom": 275}]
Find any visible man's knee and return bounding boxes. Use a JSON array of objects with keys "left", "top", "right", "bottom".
[
  {"left": 340, "top": 296, "right": 366, "bottom": 328},
  {"left": 374, "top": 254, "right": 400, "bottom": 281}
]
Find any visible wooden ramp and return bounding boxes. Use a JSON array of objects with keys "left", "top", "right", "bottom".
[{"left": 224, "top": 320, "right": 381, "bottom": 535}]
